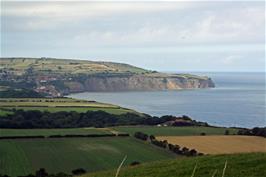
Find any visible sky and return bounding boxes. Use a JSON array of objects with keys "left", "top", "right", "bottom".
[{"left": 1, "top": 1, "right": 265, "bottom": 72}]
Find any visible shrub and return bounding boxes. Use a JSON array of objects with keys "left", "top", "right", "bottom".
[
  {"left": 71, "top": 168, "right": 86, "bottom": 176},
  {"left": 130, "top": 161, "right": 141, "bottom": 166},
  {"left": 134, "top": 132, "right": 148, "bottom": 141}
]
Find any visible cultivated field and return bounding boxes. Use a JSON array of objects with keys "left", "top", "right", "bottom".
[
  {"left": 112, "top": 126, "right": 239, "bottom": 136},
  {"left": 0, "top": 98, "right": 135, "bottom": 115},
  {"left": 0, "top": 137, "right": 175, "bottom": 177},
  {"left": 157, "top": 135, "right": 266, "bottom": 154},
  {"left": 84, "top": 153, "right": 266, "bottom": 177},
  {"left": 0, "top": 128, "right": 112, "bottom": 137}
]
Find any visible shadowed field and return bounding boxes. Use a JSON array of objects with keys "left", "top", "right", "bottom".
[{"left": 157, "top": 135, "right": 266, "bottom": 154}]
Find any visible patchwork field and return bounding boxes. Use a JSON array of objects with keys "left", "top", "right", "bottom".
[
  {"left": 112, "top": 126, "right": 239, "bottom": 136},
  {"left": 0, "top": 128, "right": 112, "bottom": 137},
  {"left": 84, "top": 153, "right": 266, "bottom": 177},
  {"left": 0, "top": 98, "right": 135, "bottom": 115},
  {"left": 0, "top": 137, "right": 175, "bottom": 177},
  {"left": 157, "top": 135, "right": 266, "bottom": 154}
]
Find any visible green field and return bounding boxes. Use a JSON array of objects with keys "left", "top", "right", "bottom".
[
  {"left": 112, "top": 126, "right": 239, "bottom": 136},
  {"left": 0, "top": 58, "right": 149, "bottom": 75},
  {"left": 85, "top": 153, "right": 266, "bottom": 177},
  {"left": 0, "top": 128, "right": 112, "bottom": 137},
  {"left": 0, "top": 98, "right": 136, "bottom": 115},
  {"left": 0, "top": 137, "right": 175, "bottom": 177}
]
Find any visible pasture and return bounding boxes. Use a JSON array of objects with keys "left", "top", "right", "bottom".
[
  {"left": 0, "top": 137, "right": 175, "bottom": 177},
  {"left": 0, "top": 98, "right": 135, "bottom": 115},
  {"left": 112, "top": 126, "right": 239, "bottom": 136},
  {"left": 157, "top": 135, "right": 266, "bottom": 154},
  {"left": 0, "top": 128, "right": 111, "bottom": 137}
]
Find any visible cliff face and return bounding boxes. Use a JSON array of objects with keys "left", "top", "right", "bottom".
[{"left": 65, "top": 75, "right": 215, "bottom": 92}]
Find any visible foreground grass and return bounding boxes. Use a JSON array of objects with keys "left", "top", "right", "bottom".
[
  {"left": 0, "top": 128, "right": 112, "bottom": 137},
  {"left": 112, "top": 126, "right": 239, "bottom": 136},
  {"left": 84, "top": 153, "right": 266, "bottom": 177},
  {"left": 0, "top": 137, "right": 175, "bottom": 177}
]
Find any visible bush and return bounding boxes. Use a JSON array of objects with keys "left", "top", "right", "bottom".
[
  {"left": 134, "top": 132, "right": 148, "bottom": 141},
  {"left": 130, "top": 161, "right": 141, "bottom": 166},
  {"left": 71, "top": 168, "right": 86, "bottom": 176}
]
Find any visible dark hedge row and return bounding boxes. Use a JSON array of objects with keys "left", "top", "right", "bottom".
[
  {"left": 0, "top": 133, "right": 130, "bottom": 140},
  {"left": 0, "top": 110, "right": 205, "bottom": 128},
  {"left": 134, "top": 131, "right": 203, "bottom": 157}
]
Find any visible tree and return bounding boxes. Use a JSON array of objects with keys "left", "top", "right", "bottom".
[
  {"left": 224, "top": 130, "right": 230, "bottom": 135},
  {"left": 35, "top": 168, "right": 48, "bottom": 177},
  {"left": 181, "top": 147, "right": 189, "bottom": 156},
  {"left": 130, "top": 161, "right": 141, "bottom": 166},
  {"left": 149, "top": 135, "right": 155, "bottom": 141},
  {"left": 71, "top": 168, "right": 86, "bottom": 176},
  {"left": 189, "top": 149, "right": 198, "bottom": 156}
]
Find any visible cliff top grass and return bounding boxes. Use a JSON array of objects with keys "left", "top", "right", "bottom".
[
  {"left": 0, "top": 57, "right": 209, "bottom": 80},
  {"left": 0, "top": 57, "right": 149, "bottom": 75}
]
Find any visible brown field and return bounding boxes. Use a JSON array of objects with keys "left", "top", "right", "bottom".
[{"left": 157, "top": 135, "right": 266, "bottom": 155}]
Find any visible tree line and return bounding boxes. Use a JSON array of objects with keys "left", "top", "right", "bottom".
[
  {"left": 134, "top": 132, "right": 203, "bottom": 157},
  {"left": 237, "top": 127, "right": 266, "bottom": 137},
  {"left": 0, "top": 110, "right": 207, "bottom": 128}
]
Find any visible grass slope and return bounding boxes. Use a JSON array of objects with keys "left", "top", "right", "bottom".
[
  {"left": 112, "top": 126, "right": 239, "bottom": 136},
  {"left": 85, "top": 153, "right": 266, "bottom": 177},
  {"left": 0, "top": 137, "right": 175, "bottom": 177}
]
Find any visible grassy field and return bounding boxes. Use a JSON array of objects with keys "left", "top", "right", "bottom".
[
  {"left": 0, "top": 98, "right": 135, "bottom": 115},
  {"left": 112, "top": 126, "right": 239, "bottom": 136},
  {"left": 0, "top": 137, "right": 175, "bottom": 177},
  {"left": 0, "top": 128, "right": 112, "bottom": 137},
  {"left": 0, "top": 58, "right": 149, "bottom": 75},
  {"left": 157, "top": 135, "right": 266, "bottom": 155},
  {"left": 84, "top": 153, "right": 266, "bottom": 177}
]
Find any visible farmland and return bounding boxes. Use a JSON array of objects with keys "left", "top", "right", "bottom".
[
  {"left": 112, "top": 126, "right": 239, "bottom": 136},
  {"left": 0, "top": 98, "right": 136, "bottom": 115},
  {"left": 84, "top": 153, "right": 266, "bottom": 177},
  {"left": 0, "top": 137, "right": 175, "bottom": 177},
  {"left": 157, "top": 135, "right": 266, "bottom": 154},
  {"left": 0, "top": 128, "right": 112, "bottom": 137}
]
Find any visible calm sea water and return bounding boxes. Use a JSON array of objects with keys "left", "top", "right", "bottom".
[{"left": 69, "top": 72, "right": 266, "bottom": 128}]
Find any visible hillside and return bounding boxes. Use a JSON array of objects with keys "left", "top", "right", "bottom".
[
  {"left": 0, "top": 58, "right": 215, "bottom": 97},
  {"left": 84, "top": 153, "right": 266, "bottom": 177},
  {"left": 0, "top": 137, "right": 175, "bottom": 177}
]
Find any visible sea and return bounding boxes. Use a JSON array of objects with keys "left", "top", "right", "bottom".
[{"left": 69, "top": 72, "right": 266, "bottom": 128}]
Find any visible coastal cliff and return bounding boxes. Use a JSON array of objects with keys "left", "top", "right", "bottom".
[
  {"left": 0, "top": 58, "right": 215, "bottom": 96},
  {"left": 65, "top": 74, "right": 215, "bottom": 92}
]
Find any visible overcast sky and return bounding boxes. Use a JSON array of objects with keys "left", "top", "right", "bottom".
[{"left": 1, "top": 1, "right": 265, "bottom": 72}]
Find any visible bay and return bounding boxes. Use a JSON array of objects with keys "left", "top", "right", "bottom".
[{"left": 69, "top": 72, "right": 265, "bottom": 128}]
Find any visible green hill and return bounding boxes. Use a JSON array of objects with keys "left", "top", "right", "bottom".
[
  {"left": 84, "top": 153, "right": 266, "bottom": 177},
  {"left": 0, "top": 57, "right": 148, "bottom": 75}
]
